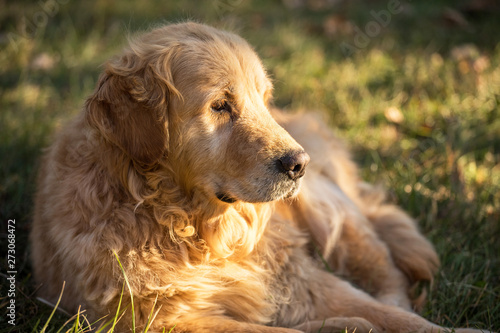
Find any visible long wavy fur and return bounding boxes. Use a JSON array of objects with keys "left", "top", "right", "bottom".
[{"left": 32, "top": 22, "right": 470, "bottom": 333}]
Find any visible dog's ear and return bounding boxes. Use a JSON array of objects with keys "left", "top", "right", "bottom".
[{"left": 85, "top": 53, "right": 176, "bottom": 165}]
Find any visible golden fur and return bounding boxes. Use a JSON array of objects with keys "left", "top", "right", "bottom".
[{"left": 31, "top": 22, "right": 486, "bottom": 333}]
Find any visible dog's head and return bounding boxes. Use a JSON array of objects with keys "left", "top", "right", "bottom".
[{"left": 86, "top": 22, "right": 309, "bottom": 204}]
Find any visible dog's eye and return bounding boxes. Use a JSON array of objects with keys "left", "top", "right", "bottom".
[{"left": 211, "top": 100, "right": 232, "bottom": 114}]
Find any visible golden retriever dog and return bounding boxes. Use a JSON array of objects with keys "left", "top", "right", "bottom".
[{"left": 31, "top": 22, "right": 486, "bottom": 333}]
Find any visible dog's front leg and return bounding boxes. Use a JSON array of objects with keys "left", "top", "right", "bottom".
[
  {"left": 329, "top": 207, "right": 413, "bottom": 310},
  {"left": 299, "top": 268, "right": 486, "bottom": 333},
  {"left": 290, "top": 176, "right": 413, "bottom": 310}
]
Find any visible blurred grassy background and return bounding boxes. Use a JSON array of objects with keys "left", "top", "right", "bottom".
[{"left": 0, "top": 0, "right": 499, "bottom": 331}]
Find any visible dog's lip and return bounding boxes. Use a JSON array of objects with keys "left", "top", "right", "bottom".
[
  {"left": 216, "top": 192, "right": 237, "bottom": 204},
  {"left": 281, "top": 179, "right": 301, "bottom": 199},
  {"left": 214, "top": 174, "right": 302, "bottom": 204}
]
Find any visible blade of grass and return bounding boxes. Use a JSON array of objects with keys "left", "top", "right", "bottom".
[
  {"left": 53, "top": 306, "right": 85, "bottom": 333},
  {"left": 75, "top": 314, "right": 93, "bottom": 333},
  {"left": 31, "top": 318, "right": 41, "bottom": 333},
  {"left": 143, "top": 294, "right": 161, "bottom": 333},
  {"left": 113, "top": 251, "right": 136, "bottom": 333},
  {"left": 315, "top": 246, "right": 333, "bottom": 273},
  {"left": 40, "top": 281, "right": 66, "bottom": 333},
  {"left": 107, "top": 282, "right": 126, "bottom": 333},
  {"left": 36, "top": 297, "right": 72, "bottom": 317},
  {"left": 71, "top": 306, "right": 80, "bottom": 333},
  {"left": 317, "top": 318, "right": 326, "bottom": 333},
  {"left": 94, "top": 309, "right": 127, "bottom": 333},
  {"left": 93, "top": 279, "right": 131, "bottom": 333}
]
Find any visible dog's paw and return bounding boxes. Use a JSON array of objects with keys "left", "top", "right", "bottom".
[{"left": 293, "top": 317, "right": 379, "bottom": 333}]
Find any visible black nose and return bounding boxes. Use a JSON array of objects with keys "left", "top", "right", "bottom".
[{"left": 277, "top": 151, "right": 310, "bottom": 180}]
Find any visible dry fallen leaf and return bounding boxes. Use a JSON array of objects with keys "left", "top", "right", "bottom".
[{"left": 384, "top": 106, "right": 404, "bottom": 124}]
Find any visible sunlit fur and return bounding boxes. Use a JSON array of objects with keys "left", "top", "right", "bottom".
[{"left": 31, "top": 22, "right": 486, "bottom": 333}]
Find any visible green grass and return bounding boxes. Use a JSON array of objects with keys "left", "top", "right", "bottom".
[{"left": 1, "top": 0, "right": 499, "bottom": 331}]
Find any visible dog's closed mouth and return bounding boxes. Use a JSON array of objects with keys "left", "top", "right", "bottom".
[{"left": 216, "top": 192, "right": 237, "bottom": 204}]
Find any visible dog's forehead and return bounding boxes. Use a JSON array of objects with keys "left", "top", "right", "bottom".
[{"left": 174, "top": 32, "right": 271, "bottom": 93}]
